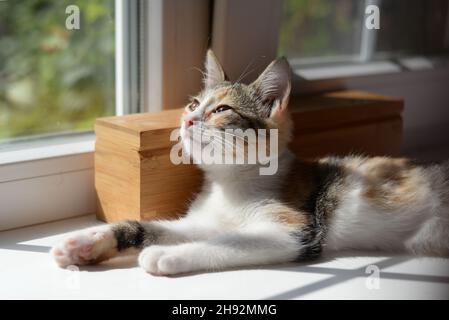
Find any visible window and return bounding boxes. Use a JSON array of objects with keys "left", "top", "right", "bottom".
[
  {"left": 0, "top": 0, "right": 209, "bottom": 231},
  {"left": 212, "top": 0, "right": 449, "bottom": 83},
  {"left": 0, "top": 0, "right": 115, "bottom": 143},
  {"left": 279, "top": 0, "right": 449, "bottom": 67},
  {"left": 279, "top": 0, "right": 365, "bottom": 63}
]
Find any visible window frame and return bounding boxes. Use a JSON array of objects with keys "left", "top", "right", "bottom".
[{"left": 0, "top": 0, "right": 210, "bottom": 231}]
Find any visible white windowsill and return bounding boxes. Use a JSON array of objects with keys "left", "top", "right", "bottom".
[
  {"left": 1, "top": 214, "right": 448, "bottom": 299},
  {"left": 291, "top": 58, "right": 449, "bottom": 96},
  {"left": 289, "top": 56, "right": 449, "bottom": 83},
  {"left": 0, "top": 133, "right": 95, "bottom": 165},
  {"left": 295, "top": 61, "right": 402, "bottom": 80},
  {"left": 0, "top": 134, "right": 95, "bottom": 183},
  {"left": 0, "top": 134, "right": 96, "bottom": 231}
]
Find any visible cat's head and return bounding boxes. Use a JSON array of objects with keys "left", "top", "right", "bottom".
[{"left": 180, "top": 50, "right": 292, "bottom": 167}]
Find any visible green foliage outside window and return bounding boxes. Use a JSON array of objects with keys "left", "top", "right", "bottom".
[{"left": 0, "top": 0, "right": 115, "bottom": 141}]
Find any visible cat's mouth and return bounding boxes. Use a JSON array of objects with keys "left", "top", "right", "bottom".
[{"left": 181, "top": 122, "right": 207, "bottom": 142}]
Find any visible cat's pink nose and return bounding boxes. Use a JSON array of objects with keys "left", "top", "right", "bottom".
[{"left": 184, "top": 119, "right": 194, "bottom": 128}]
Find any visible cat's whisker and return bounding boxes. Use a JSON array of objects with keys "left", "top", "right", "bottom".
[
  {"left": 235, "top": 59, "right": 257, "bottom": 84},
  {"left": 190, "top": 66, "right": 207, "bottom": 78},
  {"left": 190, "top": 127, "right": 242, "bottom": 151}
]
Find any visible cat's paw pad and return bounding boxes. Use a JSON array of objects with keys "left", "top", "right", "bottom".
[
  {"left": 50, "top": 226, "right": 116, "bottom": 268},
  {"left": 138, "top": 246, "right": 189, "bottom": 276}
]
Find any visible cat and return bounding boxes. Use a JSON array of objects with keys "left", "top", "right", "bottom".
[{"left": 51, "top": 50, "right": 449, "bottom": 276}]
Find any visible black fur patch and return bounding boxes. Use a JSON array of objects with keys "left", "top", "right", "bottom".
[
  {"left": 293, "top": 226, "right": 323, "bottom": 261},
  {"left": 112, "top": 221, "right": 147, "bottom": 251},
  {"left": 296, "top": 159, "right": 344, "bottom": 260},
  {"left": 311, "top": 160, "right": 344, "bottom": 219}
]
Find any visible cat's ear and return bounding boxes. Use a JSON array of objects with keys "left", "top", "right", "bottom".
[
  {"left": 251, "top": 57, "right": 291, "bottom": 117},
  {"left": 204, "top": 49, "right": 227, "bottom": 89}
]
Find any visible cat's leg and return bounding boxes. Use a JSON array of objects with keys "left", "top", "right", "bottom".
[
  {"left": 51, "top": 218, "right": 220, "bottom": 268},
  {"left": 138, "top": 224, "right": 300, "bottom": 276}
]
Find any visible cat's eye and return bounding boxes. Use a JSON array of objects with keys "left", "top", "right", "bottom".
[
  {"left": 188, "top": 99, "right": 200, "bottom": 111},
  {"left": 213, "top": 105, "right": 232, "bottom": 114}
]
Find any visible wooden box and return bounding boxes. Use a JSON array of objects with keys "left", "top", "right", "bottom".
[{"left": 95, "top": 90, "right": 403, "bottom": 223}]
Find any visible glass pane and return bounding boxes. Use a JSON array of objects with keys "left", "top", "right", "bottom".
[
  {"left": 279, "top": 0, "right": 364, "bottom": 62},
  {"left": 376, "top": 0, "right": 449, "bottom": 56},
  {"left": 279, "top": 0, "right": 449, "bottom": 65},
  {"left": 0, "top": 0, "right": 115, "bottom": 142}
]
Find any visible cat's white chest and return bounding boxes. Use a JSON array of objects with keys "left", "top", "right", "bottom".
[
  {"left": 198, "top": 185, "right": 240, "bottom": 213},
  {"left": 188, "top": 182, "right": 254, "bottom": 225}
]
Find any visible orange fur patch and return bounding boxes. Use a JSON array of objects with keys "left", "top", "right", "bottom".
[
  {"left": 345, "top": 157, "right": 428, "bottom": 210},
  {"left": 277, "top": 209, "right": 308, "bottom": 226}
]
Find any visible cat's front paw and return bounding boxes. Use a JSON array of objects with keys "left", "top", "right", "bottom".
[
  {"left": 50, "top": 226, "right": 117, "bottom": 268},
  {"left": 138, "top": 246, "right": 192, "bottom": 276}
]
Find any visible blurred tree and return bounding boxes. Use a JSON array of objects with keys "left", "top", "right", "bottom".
[
  {"left": 279, "top": 0, "right": 363, "bottom": 59},
  {"left": 278, "top": 0, "right": 449, "bottom": 63},
  {"left": 0, "top": 0, "right": 115, "bottom": 140}
]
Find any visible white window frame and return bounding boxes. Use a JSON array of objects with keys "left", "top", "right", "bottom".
[{"left": 0, "top": 0, "right": 209, "bottom": 231}]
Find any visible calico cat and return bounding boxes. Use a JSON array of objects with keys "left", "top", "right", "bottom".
[{"left": 51, "top": 50, "right": 449, "bottom": 275}]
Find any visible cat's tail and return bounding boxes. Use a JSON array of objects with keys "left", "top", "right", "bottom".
[
  {"left": 422, "top": 159, "right": 449, "bottom": 208},
  {"left": 437, "top": 159, "right": 449, "bottom": 208},
  {"left": 405, "top": 159, "right": 449, "bottom": 256},
  {"left": 442, "top": 159, "right": 449, "bottom": 181}
]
